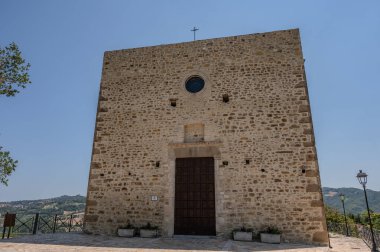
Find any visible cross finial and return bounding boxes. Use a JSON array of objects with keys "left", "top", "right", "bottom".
[{"left": 191, "top": 27, "right": 199, "bottom": 41}]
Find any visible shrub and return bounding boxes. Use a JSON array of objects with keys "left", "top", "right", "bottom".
[
  {"left": 140, "top": 222, "right": 158, "bottom": 230},
  {"left": 118, "top": 222, "right": 135, "bottom": 229},
  {"left": 262, "top": 226, "right": 281, "bottom": 234},
  {"left": 233, "top": 226, "right": 253, "bottom": 232}
]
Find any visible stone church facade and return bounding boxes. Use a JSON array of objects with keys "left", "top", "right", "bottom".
[{"left": 84, "top": 28, "right": 328, "bottom": 245}]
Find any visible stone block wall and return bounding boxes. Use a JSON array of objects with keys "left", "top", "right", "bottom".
[{"left": 84, "top": 28, "right": 328, "bottom": 245}]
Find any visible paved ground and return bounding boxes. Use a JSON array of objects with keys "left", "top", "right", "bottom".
[{"left": 0, "top": 232, "right": 370, "bottom": 252}]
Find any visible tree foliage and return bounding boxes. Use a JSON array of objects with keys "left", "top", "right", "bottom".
[
  {"left": 325, "top": 205, "right": 380, "bottom": 231},
  {"left": 360, "top": 210, "right": 380, "bottom": 230},
  {"left": 0, "top": 42, "right": 31, "bottom": 186},
  {"left": 325, "top": 206, "right": 349, "bottom": 223},
  {"left": 0, "top": 42, "right": 31, "bottom": 97},
  {"left": 0, "top": 147, "right": 18, "bottom": 186}
]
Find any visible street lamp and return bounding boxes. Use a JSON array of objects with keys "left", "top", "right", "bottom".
[
  {"left": 339, "top": 193, "right": 349, "bottom": 236},
  {"left": 357, "top": 170, "right": 378, "bottom": 252}
]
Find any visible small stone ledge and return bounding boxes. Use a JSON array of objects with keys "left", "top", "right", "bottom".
[
  {"left": 168, "top": 141, "right": 222, "bottom": 159},
  {"left": 168, "top": 141, "right": 223, "bottom": 149},
  {"left": 276, "top": 150, "right": 293, "bottom": 154}
]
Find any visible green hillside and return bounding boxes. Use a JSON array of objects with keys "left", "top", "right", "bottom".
[
  {"left": 323, "top": 187, "right": 380, "bottom": 214},
  {"left": 0, "top": 195, "right": 86, "bottom": 216}
]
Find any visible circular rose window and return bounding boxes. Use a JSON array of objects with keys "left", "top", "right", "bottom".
[{"left": 185, "top": 76, "right": 205, "bottom": 93}]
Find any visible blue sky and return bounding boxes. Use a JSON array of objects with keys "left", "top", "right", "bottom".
[{"left": 0, "top": 0, "right": 379, "bottom": 201}]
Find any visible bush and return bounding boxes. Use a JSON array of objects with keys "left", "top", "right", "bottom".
[
  {"left": 233, "top": 226, "right": 253, "bottom": 232},
  {"left": 140, "top": 222, "right": 158, "bottom": 230},
  {"left": 118, "top": 222, "right": 135, "bottom": 229},
  {"left": 261, "top": 226, "right": 281, "bottom": 234}
]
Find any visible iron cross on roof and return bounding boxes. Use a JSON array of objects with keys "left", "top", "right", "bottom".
[{"left": 191, "top": 27, "right": 199, "bottom": 41}]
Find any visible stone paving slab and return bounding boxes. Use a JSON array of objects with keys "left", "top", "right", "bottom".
[
  {"left": 328, "top": 233, "right": 371, "bottom": 252},
  {"left": 0, "top": 232, "right": 370, "bottom": 252}
]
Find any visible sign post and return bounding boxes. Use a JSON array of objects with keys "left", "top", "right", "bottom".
[{"left": 2, "top": 213, "right": 16, "bottom": 239}]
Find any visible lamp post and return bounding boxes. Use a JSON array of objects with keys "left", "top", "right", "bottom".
[
  {"left": 339, "top": 193, "right": 349, "bottom": 236},
  {"left": 357, "top": 170, "right": 378, "bottom": 252}
]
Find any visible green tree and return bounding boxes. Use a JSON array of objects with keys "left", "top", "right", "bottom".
[
  {"left": 373, "top": 213, "right": 380, "bottom": 230},
  {"left": 360, "top": 210, "right": 380, "bottom": 230},
  {"left": 354, "top": 213, "right": 362, "bottom": 224},
  {"left": 325, "top": 206, "right": 345, "bottom": 223},
  {"left": 325, "top": 206, "right": 360, "bottom": 236},
  {"left": 0, "top": 42, "right": 31, "bottom": 96},
  {"left": 0, "top": 42, "right": 31, "bottom": 185},
  {"left": 0, "top": 147, "right": 18, "bottom": 186}
]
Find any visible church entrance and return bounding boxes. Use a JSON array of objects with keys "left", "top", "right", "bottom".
[{"left": 174, "top": 157, "right": 216, "bottom": 235}]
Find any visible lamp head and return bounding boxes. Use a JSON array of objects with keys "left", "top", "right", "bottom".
[
  {"left": 356, "top": 170, "right": 368, "bottom": 186},
  {"left": 339, "top": 193, "right": 345, "bottom": 201}
]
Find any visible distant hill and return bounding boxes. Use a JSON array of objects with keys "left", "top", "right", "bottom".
[
  {"left": 0, "top": 195, "right": 86, "bottom": 216},
  {"left": 323, "top": 187, "right": 380, "bottom": 214}
]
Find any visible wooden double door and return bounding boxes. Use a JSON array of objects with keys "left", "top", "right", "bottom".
[{"left": 174, "top": 157, "right": 216, "bottom": 235}]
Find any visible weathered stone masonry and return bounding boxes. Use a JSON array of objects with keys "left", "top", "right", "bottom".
[{"left": 84, "top": 28, "right": 329, "bottom": 245}]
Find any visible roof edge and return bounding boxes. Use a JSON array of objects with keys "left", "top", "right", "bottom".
[{"left": 104, "top": 28, "right": 300, "bottom": 54}]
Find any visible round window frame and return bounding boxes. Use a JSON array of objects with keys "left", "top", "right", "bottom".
[
  {"left": 184, "top": 75, "right": 205, "bottom": 94},
  {"left": 182, "top": 74, "right": 207, "bottom": 95},
  {"left": 180, "top": 71, "right": 211, "bottom": 99}
]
